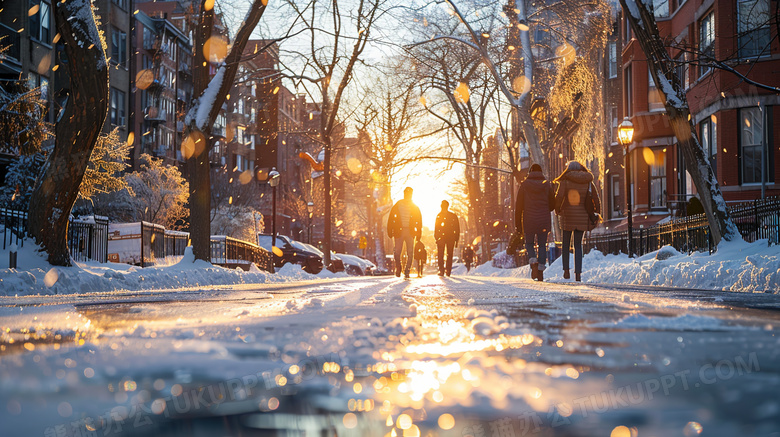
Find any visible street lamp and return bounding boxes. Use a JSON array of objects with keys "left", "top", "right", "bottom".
[
  {"left": 307, "top": 201, "right": 314, "bottom": 244},
  {"left": 269, "top": 168, "right": 280, "bottom": 248},
  {"left": 618, "top": 117, "right": 635, "bottom": 257}
]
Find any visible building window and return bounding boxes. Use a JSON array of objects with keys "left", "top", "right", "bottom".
[
  {"left": 700, "top": 117, "right": 716, "bottom": 177},
  {"left": 624, "top": 65, "right": 633, "bottom": 117},
  {"left": 653, "top": 0, "right": 669, "bottom": 18},
  {"left": 698, "top": 12, "right": 714, "bottom": 77},
  {"left": 648, "top": 68, "right": 664, "bottom": 111},
  {"left": 110, "top": 88, "right": 126, "bottom": 127},
  {"left": 674, "top": 52, "right": 688, "bottom": 90},
  {"left": 610, "top": 174, "right": 621, "bottom": 219},
  {"left": 112, "top": 0, "right": 128, "bottom": 10},
  {"left": 649, "top": 149, "right": 667, "bottom": 208},
  {"left": 740, "top": 107, "right": 773, "bottom": 184},
  {"left": 29, "top": 0, "right": 51, "bottom": 43},
  {"left": 111, "top": 28, "right": 127, "bottom": 65},
  {"left": 608, "top": 42, "right": 618, "bottom": 78},
  {"left": 609, "top": 105, "right": 618, "bottom": 144},
  {"left": 737, "top": 0, "right": 770, "bottom": 58}
]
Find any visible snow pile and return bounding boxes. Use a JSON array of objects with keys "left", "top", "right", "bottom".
[
  {"left": 0, "top": 242, "right": 343, "bottom": 296},
  {"left": 471, "top": 239, "right": 780, "bottom": 293}
]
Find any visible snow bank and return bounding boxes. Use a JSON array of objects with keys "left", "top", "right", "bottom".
[
  {"left": 470, "top": 239, "right": 780, "bottom": 293},
  {"left": 0, "top": 241, "right": 342, "bottom": 296}
]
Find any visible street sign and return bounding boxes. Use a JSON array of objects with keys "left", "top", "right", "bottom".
[{"left": 359, "top": 236, "right": 367, "bottom": 249}]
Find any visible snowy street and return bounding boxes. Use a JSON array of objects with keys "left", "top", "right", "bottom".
[{"left": 2, "top": 275, "right": 780, "bottom": 436}]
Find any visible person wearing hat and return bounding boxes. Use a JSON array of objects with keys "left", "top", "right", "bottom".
[{"left": 515, "top": 163, "right": 555, "bottom": 281}]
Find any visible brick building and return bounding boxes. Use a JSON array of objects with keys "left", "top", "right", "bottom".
[{"left": 608, "top": 0, "right": 779, "bottom": 231}]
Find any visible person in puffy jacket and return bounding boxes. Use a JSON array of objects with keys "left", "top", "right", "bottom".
[
  {"left": 515, "top": 164, "right": 555, "bottom": 281},
  {"left": 554, "top": 161, "right": 601, "bottom": 282},
  {"left": 387, "top": 187, "right": 423, "bottom": 279}
]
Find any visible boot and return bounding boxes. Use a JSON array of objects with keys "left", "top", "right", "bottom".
[
  {"left": 575, "top": 273, "right": 581, "bottom": 282},
  {"left": 563, "top": 269, "right": 570, "bottom": 280},
  {"left": 529, "top": 258, "right": 538, "bottom": 281},
  {"left": 537, "top": 265, "right": 545, "bottom": 282}
]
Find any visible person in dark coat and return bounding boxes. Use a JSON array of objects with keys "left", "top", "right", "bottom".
[
  {"left": 554, "top": 160, "right": 601, "bottom": 282},
  {"left": 434, "top": 200, "right": 460, "bottom": 276},
  {"left": 462, "top": 244, "right": 474, "bottom": 272},
  {"left": 413, "top": 240, "right": 427, "bottom": 277},
  {"left": 387, "top": 187, "right": 423, "bottom": 279},
  {"left": 515, "top": 163, "right": 555, "bottom": 281}
]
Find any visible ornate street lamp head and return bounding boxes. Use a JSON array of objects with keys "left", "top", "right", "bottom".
[
  {"left": 618, "top": 117, "right": 634, "bottom": 147},
  {"left": 269, "top": 167, "right": 281, "bottom": 188}
]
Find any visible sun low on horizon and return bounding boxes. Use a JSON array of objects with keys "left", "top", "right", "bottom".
[{"left": 391, "top": 163, "right": 459, "bottom": 229}]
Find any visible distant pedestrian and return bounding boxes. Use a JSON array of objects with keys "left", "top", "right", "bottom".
[
  {"left": 516, "top": 163, "right": 555, "bottom": 281},
  {"left": 434, "top": 200, "right": 460, "bottom": 276},
  {"left": 413, "top": 240, "right": 427, "bottom": 278},
  {"left": 462, "top": 244, "right": 474, "bottom": 272},
  {"left": 554, "top": 161, "right": 601, "bottom": 282},
  {"left": 387, "top": 187, "right": 423, "bottom": 279}
]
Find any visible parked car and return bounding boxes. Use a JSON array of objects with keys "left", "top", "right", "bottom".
[
  {"left": 336, "top": 253, "right": 376, "bottom": 276},
  {"left": 257, "top": 234, "right": 323, "bottom": 274},
  {"left": 296, "top": 242, "right": 344, "bottom": 273}
]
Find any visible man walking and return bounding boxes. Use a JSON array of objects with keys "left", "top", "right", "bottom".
[
  {"left": 434, "top": 200, "right": 459, "bottom": 276},
  {"left": 387, "top": 187, "right": 422, "bottom": 279}
]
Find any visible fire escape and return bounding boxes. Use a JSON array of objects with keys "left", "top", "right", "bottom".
[{"left": 142, "top": 25, "right": 169, "bottom": 158}]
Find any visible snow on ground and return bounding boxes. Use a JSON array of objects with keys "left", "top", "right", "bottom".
[
  {"left": 470, "top": 239, "right": 780, "bottom": 293},
  {"left": 0, "top": 239, "right": 346, "bottom": 296}
]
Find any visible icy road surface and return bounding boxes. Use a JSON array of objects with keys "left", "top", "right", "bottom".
[{"left": 2, "top": 275, "right": 780, "bottom": 436}]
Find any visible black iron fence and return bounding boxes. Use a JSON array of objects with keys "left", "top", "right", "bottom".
[
  {"left": 210, "top": 235, "right": 274, "bottom": 272},
  {"left": 2, "top": 208, "right": 108, "bottom": 263},
  {"left": 164, "top": 230, "right": 189, "bottom": 257},
  {"left": 585, "top": 196, "right": 780, "bottom": 257},
  {"left": 1, "top": 208, "right": 27, "bottom": 250},
  {"left": 140, "top": 222, "right": 165, "bottom": 267},
  {"left": 69, "top": 216, "right": 109, "bottom": 263}
]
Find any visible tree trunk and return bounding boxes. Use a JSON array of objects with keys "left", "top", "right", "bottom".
[
  {"left": 619, "top": 0, "right": 739, "bottom": 244},
  {"left": 185, "top": 0, "right": 268, "bottom": 261},
  {"left": 27, "top": 0, "right": 109, "bottom": 266}
]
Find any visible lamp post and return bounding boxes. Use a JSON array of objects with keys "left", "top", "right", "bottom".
[
  {"left": 269, "top": 168, "right": 280, "bottom": 248},
  {"left": 307, "top": 201, "right": 314, "bottom": 244},
  {"left": 618, "top": 117, "right": 635, "bottom": 257}
]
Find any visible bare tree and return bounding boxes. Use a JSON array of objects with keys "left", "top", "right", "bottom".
[
  {"left": 27, "top": 0, "right": 109, "bottom": 266},
  {"left": 278, "top": 0, "right": 386, "bottom": 266},
  {"left": 618, "top": 0, "right": 739, "bottom": 244},
  {"left": 408, "top": 13, "right": 501, "bottom": 257},
  {"left": 183, "top": 0, "right": 269, "bottom": 262},
  {"left": 353, "top": 59, "right": 432, "bottom": 268}
]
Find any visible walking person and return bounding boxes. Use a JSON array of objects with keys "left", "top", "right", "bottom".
[
  {"left": 387, "top": 187, "right": 423, "bottom": 279},
  {"left": 462, "top": 244, "right": 474, "bottom": 272},
  {"left": 413, "top": 240, "right": 427, "bottom": 278},
  {"left": 434, "top": 200, "right": 460, "bottom": 276},
  {"left": 554, "top": 161, "right": 601, "bottom": 282},
  {"left": 515, "top": 164, "right": 555, "bottom": 281}
]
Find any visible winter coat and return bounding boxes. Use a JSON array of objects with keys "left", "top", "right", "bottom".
[
  {"left": 434, "top": 210, "right": 460, "bottom": 244},
  {"left": 554, "top": 169, "right": 602, "bottom": 232},
  {"left": 387, "top": 199, "right": 423, "bottom": 239},
  {"left": 462, "top": 246, "right": 474, "bottom": 263},
  {"left": 515, "top": 170, "right": 555, "bottom": 235},
  {"left": 414, "top": 241, "right": 427, "bottom": 261}
]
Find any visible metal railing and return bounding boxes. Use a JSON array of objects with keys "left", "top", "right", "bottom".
[
  {"left": 2, "top": 209, "right": 108, "bottom": 263},
  {"left": 210, "top": 235, "right": 274, "bottom": 272},
  {"left": 584, "top": 195, "right": 780, "bottom": 257},
  {"left": 1, "top": 208, "right": 27, "bottom": 250},
  {"left": 164, "top": 230, "right": 189, "bottom": 257},
  {"left": 140, "top": 222, "right": 165, "bottom": 267},
  {"left": 69, "top": 216, "right": 109, "bottom": 263}
]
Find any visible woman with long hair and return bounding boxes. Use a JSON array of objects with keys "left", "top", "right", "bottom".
[{"left": 554, "top": 161, "right": 601, "bottom": 282}]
